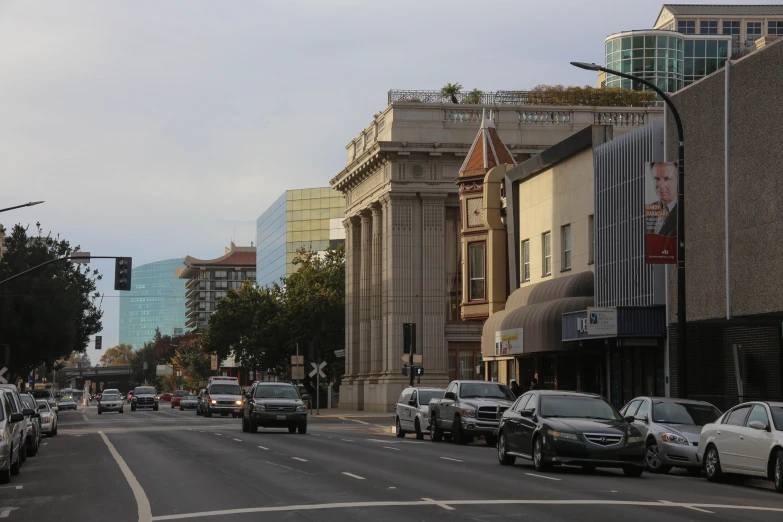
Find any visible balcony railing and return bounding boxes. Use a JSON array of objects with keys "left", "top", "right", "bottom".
[{"left": 389, "top": 90, "right": 550, "bottom": 105}]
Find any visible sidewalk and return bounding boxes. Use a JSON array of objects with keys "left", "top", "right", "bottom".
[{"left": 307, "top": 408, "right": 394, "bottom": 419}]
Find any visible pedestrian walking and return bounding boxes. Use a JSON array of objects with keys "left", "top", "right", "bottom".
[
  {"left": 529, "top": 378, "right": 539, "bottom": 391},
  {"left": 510, "top": 380, "right": 522, "bottom": 398}
]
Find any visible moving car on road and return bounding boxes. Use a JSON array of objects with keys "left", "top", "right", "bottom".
[
  {"left": 698, "top": 401, "right": 783, "bottom": 492},
  {"left": 158, "top": 391, "right": 173, "bottom": 402},
  {"left": 98, "top": 392, "right": 125, "bottom": 414},
  {"left": 242, "top": 382, "right": 307, "bottom": 434},
  {"left": 496, "top": 390, "right": 646, "bottom": 477},
  {"left": 171, "top": 390, "right": 188, "bottom": 408},
  {"left": 204, "top": 377, "right": 242, "bottom": 418},
  {"left": 131, "top": 387, "right": 159, "bottom": 411},
  {"left": 31, "top": 389, "right": 58, "bottom": 412},
  {"left": 57, "top": 395, "right": 77, "bottom": 411},
  {"left": 429, "top": 380, "right": 515, "bottom": 445},
  {"left": 179, "top": 395, "right": 198, "bottom": 411},
  {"left": 19, "top": 393, "right": 42, "bottom": 457},
  {"left": 621, "top": 396, "right": 721, "bottom": 475},
  {"left": 36, "top": 400, "right": 57, "bottom": 436},
  {"left": 0, "top": 389, "right": 25, "bottom": 483},
  {"left": 396, "top": 387, "right": 444, "bottom": 440}
]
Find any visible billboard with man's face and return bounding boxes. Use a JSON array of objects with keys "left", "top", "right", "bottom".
[{"left": 644, "top": 162, "right": 678, "bottom": 264}]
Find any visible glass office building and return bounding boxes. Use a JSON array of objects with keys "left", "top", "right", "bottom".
[
  {"left": 256, "top": 187, "right": 345, "bottom": 288},
  {"left": 119, "top": 258, "right": 187, "bottom": 349}
]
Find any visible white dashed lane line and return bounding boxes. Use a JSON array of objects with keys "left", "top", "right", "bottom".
[
  {"left": 342, "top": 472, "right": 365, "bottom": 480},
  {"left": 440, "top": 457, "right": 463, "bottom": 463},
  {"left": 257, "top": 445, "right": 269, "bottom": 450},
  {"left": 525, "top": 473, "right": 561, "bottom": 481},
  {"left": 383, "top": 446, "right": 400, "bottom": 451},
  {"left": 233, "top": 438, "right": 242, "bottom": 442},
  {"left": 292, "top": 457, "right": 308, "bottom": 462}
]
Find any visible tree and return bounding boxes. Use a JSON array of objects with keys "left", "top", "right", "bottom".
[
  {"left": 100, "top": 344, "right": 134, "bottom": 366},
  {"left": 0, "top": 223, "right": 102, "bottom": 380},
  {"left": 440, "top": 82, "right": 462, "bottom": 104},
  {"left": 176, "top": 332, "right": 211, "bottom": 389},
  {"left": 463, "top": 88, "right": 483, "bottom": 104},
  {"left": 129, "top": 341, "right": 156, "bottom": 386}
]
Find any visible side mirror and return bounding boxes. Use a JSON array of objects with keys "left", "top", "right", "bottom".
[
  {"left": 635, "top": 415, "right": 649, "bottom": 423},
  {"left": 408, "top": 399, "right": 417, "bottom": 407},
  {"left": 624, "top": 415, "right": 636, "bottom": 424},
  {"left": 444, "top": 391, "right": 456, "bottom": 401},
  {"left": 32, "top": 412, "right": 40, "bottom": 419},
  {"left": 10, "top": 412, "right": 23, "bottom": 423},
  {"left": 748, "top": 420, "right": 768, "bottom": 431},
  {"left": 23, "top": 408, "right": 34, "bottom": 417},
  {"left": 520, "top": 409, "right": 534, "bottom": 418}
]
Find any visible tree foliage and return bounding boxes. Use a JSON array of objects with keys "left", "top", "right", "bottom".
[
  {"left": 440, "top": 82, "right": 462, "bottom": 103},
  {"left": 100, "top": 344, "right": 134, "bottom": 366},
  {"left": 463, "top": 88, "right": 483, "bottom": 104},
  {"left": 0, "top": 223, "right": 103, "bottom": 380},
  {"left": 529, "top": 84, "right": 657, "bottom": 107}
]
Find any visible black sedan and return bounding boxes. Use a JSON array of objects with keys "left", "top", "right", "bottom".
[{"left": 496, "top": 390, "right": 646, "bottom": 477}]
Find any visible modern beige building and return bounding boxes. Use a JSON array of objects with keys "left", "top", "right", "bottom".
[
  {"left": 331, "top": 89, "right": 662, "bottom": 412},
  {"left": 175, "top": 242, "right": 256, "bottom": 331}
]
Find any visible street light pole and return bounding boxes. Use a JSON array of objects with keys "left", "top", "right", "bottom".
[
  {"left": 571, "top": 62, "right": 687, "bottom": 398},
  {"left": 0, "top": 201, "right": 44, "bottom": 214}
]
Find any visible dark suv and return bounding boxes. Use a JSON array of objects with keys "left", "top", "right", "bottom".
[
  {"left": 242, "top": 382, "right": 307, "bottom": 434},
  {"left": 131, "top": 386, "right": 159, "bottom": 411}
]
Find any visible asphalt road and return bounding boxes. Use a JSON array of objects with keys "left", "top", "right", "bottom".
[{"left": 2, "top": 403, "right": 782, "bottom": 522}]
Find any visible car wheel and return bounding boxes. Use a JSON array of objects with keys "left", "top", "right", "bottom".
[
  {"left": 430, "top": 416, "right": 443, "bottom": 442},
  {"left": 298, "top": 422, "right": 307, "bottom": 434},
  {"left": 395, "top": 417, "right": 405, "bottom": 438},
  {"left": 686, "top": 467, "right": 702, "bottom": 477},
  {"left": 98, "top": 408, "right": 102, "bottom": 414},
  {"left": 288, "top": 425, "right": 297, "bottom": 434},
  {"left": 485, "top": 435, "right": 497, "bottom": 447},
  {"left": 532, "top": 436, "right": 550, "bottom": 471},
  {"left": 20, "top": 444, "right": 26, "bottom": 464},
  {"left": 119, "top": 409, "right": 124, "bottom": 414},
  {"left": 581, "top": 465, "right": 596, "bottom": 474},
  {"left": 249, "top": 416, "right": 258, "bottom": 434},
  {"left": 180, "top": 407, "right": 184, "bottom": 411},
  {"left": 773, "top": 449, "right": 783, "bottom": 493},
  {"left": 29, "top": 437, "right": 38, "bottom": 457},
  {"left": 645, "top": 440, "right": 671, "bottom": 474},
  {"left": 0, "top": 463, "right": 9, "bottom": 484},
  {"left": 452, "top": 416, "right": 470, "bottom": 445},
  {"left": 153, "top": 405, "right": 159, "bottom": 411},
  {"left": 497, "top": 431, "right": 516, "bottom": 466},
  {"left": 242, "top": 416, "right": 249, "bottom": 433},
  {"left": 131, "top": 405, "right": 136, "bottom": 412},
  {"left": 414, "top": 419, "right": 424, "bottom": 440},
  {"left": 704, "top": 445, "right": 723, "bottom": 482},
  {"left": 10, "top": 447, "right": 20, "bottom": 476},
  {"left": 623, "top": 466, "right": 644, "bottom": 477},
  {"left": 52, "top": 425, "right": 57, "bottom": 436},
  {"left": 205, "top": 409, "right": 212, "bottom": 418}
]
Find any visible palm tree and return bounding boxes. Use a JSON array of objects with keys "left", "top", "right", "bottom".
[
  {"left": 440, "top": 82, "right": 462, "bottom": 104},
  {"left": 463, "top": 88, "right": 483, "bottom": 104}
]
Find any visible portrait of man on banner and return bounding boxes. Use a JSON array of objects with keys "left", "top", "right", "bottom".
[{"left": 644, "top": 162, "right": 678, "bottom": 264}]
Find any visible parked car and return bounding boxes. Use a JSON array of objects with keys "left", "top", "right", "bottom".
[
  {"left": 0, "top": 384, "right": 37, "bottom": 465},
  {"left": 0, "top": 390, "right": 25, "bottom": 483},
  {"left": 698, "top": 401, "right": 783, "bottom": 493},
  {"left": 428, "top": 380, "right": 515, "bottom": 445},
  {"left": 196, "top": 389, "right": 206, "bottom": 415},
  {"left": 204, "top": 377, "right": 243, "bottom": 418},
  {"left": 98, "top": 392, "right": 125, "bottom": 414},
  {"left": 36, "top": 400, "right": 57, "bottom": 436},
  {"left": 171, "top": 390, "right": 188, "bottom": 408},
  {"left": 158, "top": 391, "right": 173, "bottom": 402},
  {"left": 395, "top": 387, "right": 445, "bottom": 440},
  {"left": 58, "top": 395, "right": 77, "bottom": 411},
  {"left": 179, "top": 395, "right": 198, "bottom": 411},
  {"left": 31, "top": 389, "right": 58, "bottom": 413},
  {"left": 620, "top": 396, "right": 721, "bottom": 475},
  {"left": 241, "top": 382, "right": 307, "bottom": 434},
  {"left": 19, "top": 393, "right": 42, "bottom": 457},
  {"left": 131, "top": 386, "right": 159, "bottom": 411},
  {"left": 496, "top": 390, "right": 646, "bottom": 477}
]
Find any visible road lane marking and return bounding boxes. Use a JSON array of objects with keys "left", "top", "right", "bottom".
[
  {"left": 383, "top": 446, "right": 400, "bottom": 451},
  {"left": 342, "top": 472, "right": 365, "bottom": 480},
  {"left": 421, "top": 497, "right": 455, "bottom": 511},
  {"left": 339, "top": 417, "right": 371, "bottom": 425},
  {"left": 525, "top": 473, "right": 561, "bottom": 481},
  {"left": 0, "top": 507, "right": 19, "bottom": 518},
  {"left": 659, "top": 500, "right": 713, "bottom": 514},
  {"left": 214, "top": 433, "right": 221, "bottom": 436},
  {"left": 0, "top": 486, "right": 22, "bottom": 490},
  {"left": 291, "top": 457, "right": 308, "bottom": 462},
  {"left": 99, "top": 431, "right": 152, "bottom": 522},
  {"left": 257, "top": 446, "right": 269, "bottom": 450},
  {"left": 233, "top": 438, "right": 242, "bottom": 442},
  {"left": 440, "top": 457, "right": 463, "bottom": 462},
  {"left": 341, "top": 439, "right": 353, "bottom": 442},
  {"left": 82, "top": 411, "right": 89, "bottom": 422},
  {"left": 367, "top": 439, "right": 391, "bottom": 443}
]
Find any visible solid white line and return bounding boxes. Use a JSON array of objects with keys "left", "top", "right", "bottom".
[
  {"left": 421, "top": 497, "right": 455, "bottom": 511},
  {"left": 149, "top": 498, "right": 783, "bottom": 521},
  {"left": 383, "top": 446, "right": 400, "bottom": 451},
  {"left": 291, "top": 457, "right": 308, "bottom": 462},
  {"left": 339, "top": 417, "right": 371, "bottom": 425},
  {"left": 659, "top": 500, "right": 714, "bottom": 514},
  {"left": 82, "top": 411, "right": 89, "bottom": 422},
  {"left": 257, "top": 445, "right": 269, "bottom": 450},
  {"left": 341, "top": 439, "right": 353, "bottom": 442},
  {"left": 342, "top": 472, "right": 365, "bottom": 480},
  {"left": 525, "top": 473, "right": 561, "bottom": 481},
  {"left": 0, "top": 485, "right": 22, "bottom": 490},
  {"left": 440, "top": 457, "right": 463, "bottom": 462},
  {"left": 214, "top": 433, "right": 221, "bottom": 436},
  {"left": 233, "top": 438, "right": 242, "bottom": 442},
  {"left": 367, "top": 439, "right": 391, "bottom": 443},
  {"left": 99, "top": 431, "right": 152, "bottom": 522}
]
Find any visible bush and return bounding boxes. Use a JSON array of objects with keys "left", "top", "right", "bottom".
[{"left": 528, "top": 84, "right": 656, "bottom": 107}]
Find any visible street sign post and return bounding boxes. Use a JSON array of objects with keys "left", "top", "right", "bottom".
[{"left": 309, "top": 361, "right": 327, "bottom": 416}]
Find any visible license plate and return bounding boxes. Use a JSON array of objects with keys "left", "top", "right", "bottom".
[
  {"left": 234, "top": 408, "right": 240, "bottom": 413},
  {"left": 276, "top": 415, "right": 287, "bottom": 420}
]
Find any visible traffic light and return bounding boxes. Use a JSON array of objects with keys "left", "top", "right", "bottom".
[
  {"left": 414, "top": 366, "right": 424, "bottom": 377},
  {"left": 114, "top": 257, "right": 132, "bottom": 291},
  {"left": 403, "top": 323, "right": 416, "bottom": 354},
  {"left": 95, "top": 336, "right": 102, "bottom": 350}
]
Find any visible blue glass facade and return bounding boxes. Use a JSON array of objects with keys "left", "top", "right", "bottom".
[
  {"left": 256, "top": 192, "right": 287, "bottom": 288},
  {"left": 119, "top": 258, "right": 187, "bottom": 349}
]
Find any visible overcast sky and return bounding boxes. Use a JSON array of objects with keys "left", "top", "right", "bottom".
[{"left": 0, "top": 0, "right": 764, "bottom": 362}]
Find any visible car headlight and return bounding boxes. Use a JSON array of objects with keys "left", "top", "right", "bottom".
[
  {"left": 235, "top": 400, "right": 243, "bottom": 405},
  {"left": 461, "top": 409, "right": 475, "bottom": 418},
  {"left": 627, "top": 436, "right": 644, "bottom": 444},
  {"left": 296, "top": 405, "right": 306, "bottom": 412},
  {"left": 662, "top": 433, "right": 689, "bottom": 445},
  {"left": 422, "top": 411, "right": 427, "bottom": 418},
  {"left": 210, "top": 400, "right": 217, "bottom": 405},
  {"left": 254, "top": 404, "right": 266, "bottom": 411},
  {"left": 547, "top": 429, "right": 579, "bottom": 441}
]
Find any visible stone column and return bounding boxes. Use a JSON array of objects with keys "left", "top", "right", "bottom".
[
  {"left": 359, "top": 212, "right": 372, "bottom": 377},
  {"left": 370, "top": 204, "right": 383, "bottom": 377},
  {"left": 380, "top": 195, "right": 390, "bottom": 377},
  {"left": 421, "top": 194, "right": 448, "bottom": 377},
  {"left": 343, "top": 217, "right": 361, "bottom": 383}
]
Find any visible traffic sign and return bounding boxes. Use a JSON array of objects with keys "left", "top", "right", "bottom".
[
  {"left": 0, "top": 367, "right": 7, "bottom": 384},
  {"left": 291, "top": 366, "right": 304, "bottom": 380},
  {"left": 333, "top": 349, "right": 345, "bottom": 358},
  {"left": 309, "top": 361, "right": 326, "bottom": 379},
  {"left": 401, "top": 354, "right": 423, "bottom": 364},
  {"left": 291, "top": 355, "right": 304, "bottom": 365}
]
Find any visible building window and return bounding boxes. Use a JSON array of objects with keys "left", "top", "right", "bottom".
[
  {"left": 769, "top": 21, "right": 783, "bottom": 36},
  {"left": 700, "top": 21, "right": 718, "bottom": 34},
  {"left": 677, "top": 20, "right": 695, "bottom": 34},
  {"left": 588, "top": 215, "right": 595, "bottom": 265},
  {"left": 542, "top": 232, "right": 551, "bottom": 276},
  {"left": 468, "top": 243, "right": 485, "bottom": 301},
  {"left": 723, "top": 20, "right": 740, "bottom": 40},
  {"left": 561, "top": 225, "right": 571, "bottom": 270},
  {"left": 747, "top": 21, "right": 762, "bottom": 44},
  {"left": 522, "top": 240, "right": 530, "bottom": 282}
]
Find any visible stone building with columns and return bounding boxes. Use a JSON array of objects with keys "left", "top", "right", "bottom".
[{"left": 330, "top": 90, "right": 662, "bottom": 412}]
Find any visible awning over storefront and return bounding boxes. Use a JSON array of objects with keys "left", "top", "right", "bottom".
[{"left": 482, "top": 271, "right": 594, "bottom": 357}]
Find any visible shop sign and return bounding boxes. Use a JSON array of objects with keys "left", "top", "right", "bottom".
[
  {"left": 587, "top": 307, "right": 617, "bottom": 336},
  {"left": 494, "top": 328, "right": 523, "bottom": 356}
]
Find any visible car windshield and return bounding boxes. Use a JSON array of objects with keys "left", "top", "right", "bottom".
[
  {"left": 37, "top": 400, "right": 50, "bottom": 412},
  {"left": 21, "top": 396, "right": 37, "bottom": 409},
  {"left": 102, "top": 394, "right": 121, "bottom": 401},
  {"left": 173, "top": 391, "right": 188, "bottom": 397},
  {"left": 255, "top": 385, "right": 299, "bottom": 399},
  {"left": 769, "top": 406, "right": 783, "bottom": 431},
  {"left": 652, "top": 401, "right": 721, "bottom": 425},
  {"left": 210, "top": 384, "right": 242, "bottom": 395},
  {"left": 31, "top": 390, "right": 51, "bottom": 398},
  {"left": 418, "top": 390, "right": 445, "bottom": 405},
  {"left": 61, "top": 395, "right": 74, "bottom": 402},
  {"left": 540, "top": 395, "right": 622, "bottom": 421},
  {"left": 135, "top": 387, "right": 156, "bottom": 395},
  {"left": 459, "top": 383, "right": 515, "bottom": 401},
  {"left": 184, "top": 395, "right": 197, "bottom": 400}
]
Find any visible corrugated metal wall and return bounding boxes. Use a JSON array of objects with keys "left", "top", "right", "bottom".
[{"left": 593, "top": 121, "right": 665, "bottom": 307}]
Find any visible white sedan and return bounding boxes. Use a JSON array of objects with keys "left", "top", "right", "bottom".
[{"left": 697, "top": 401, "right": 783, "bottom": 492}]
